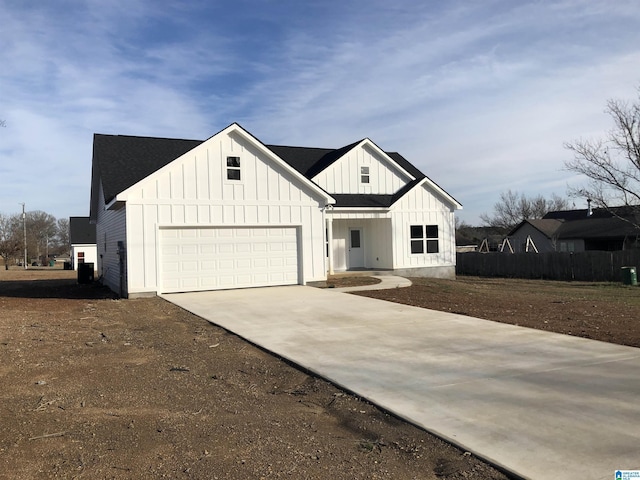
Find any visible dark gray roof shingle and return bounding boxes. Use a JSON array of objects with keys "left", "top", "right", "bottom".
[
  {"left": 69, "top": 216, "right": 96, "bottom": 244},
  {"left": 91, "top": 131, "right": 441, "bottom": 209}
]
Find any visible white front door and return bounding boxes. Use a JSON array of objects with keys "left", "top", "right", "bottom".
[{"left": 348, "top": 228, "right": 364, "bottom": 269}]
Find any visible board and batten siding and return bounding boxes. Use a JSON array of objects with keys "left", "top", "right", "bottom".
[
  {"left": 121, "top": 130, "right": 328, "bottom": 295},
  {"left": 390, "top": 184, "right": 456, "bottom": 269},
  {"left": 95, "top": 182, "right": 127, "bottom": 295},
  {"left": 330, "top": 219, "right": 393, "bottom": 271},
  {"left": 312, "top": 143, "right": 412, "bottom": 195}
]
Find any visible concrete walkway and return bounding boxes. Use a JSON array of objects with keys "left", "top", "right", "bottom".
[
  {"left": 330, "top": 275, "right": 412, "bottom": 292},
  {"left": 162, "top": 286, "right": 640, "bottom": 479}
]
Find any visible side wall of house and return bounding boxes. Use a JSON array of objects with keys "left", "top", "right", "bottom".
[
  {"left": 312, "top": 144, "right": 412, "bottom": 195},
  {"left": 122, "top": 129, "right": 327, "bottom": 295},
  {"left": 95, "top": 183, "right": 127, "bottom": 295},
  {"left": 391, "top": 184, "right": 456, "bottom": 275}
]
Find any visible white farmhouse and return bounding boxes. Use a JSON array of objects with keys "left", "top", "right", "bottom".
[{"left": 89, "top": 123, "right": 461, "bottom": 297}]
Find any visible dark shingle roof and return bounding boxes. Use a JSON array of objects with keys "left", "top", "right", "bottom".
[
  {"left": 509, "top": 219, "right": 564, "bottom": 238},
  {"left": 331, "top": 194, "right": 395, "bottom": 208},
  {"left": 93, "top": 134, "right": 203, "bottom": 203},
  {"left": 92, "top": 131, "right": 435, "bottom": 208},
  {"left": 69, "top": 216, "right": 96, "bottom": 244},
  {"left": 557, "top": 216, "right": 639, "bottom": 239}
]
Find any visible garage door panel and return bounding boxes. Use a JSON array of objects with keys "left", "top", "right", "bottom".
[{"left": 160, "top": 226, "right": 299, "bottom": 293}]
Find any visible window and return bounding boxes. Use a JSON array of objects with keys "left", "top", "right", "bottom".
[
  {"left": 559, "top": 241, "right": 575, "bottom": 253},
  {"left": 410, "top": 224, "right": 439, "bottom": 254},
  {"left": 426, "top": 225, "right": 439, "bottom": 253},
  {"left": 360, "top": 166, "right": 370, "bottom": 184},
  {"left": 410, "top": 225, "right": 424, "bottom": 254},
  {"left": 226, "top": 156, "right": 241, "bottom": 180},
  {"left": 78, "top": 252, "right": 85, "bottom": 264},
  {"left": 350, "top": 229, "right": 361, "bottom": 249}
]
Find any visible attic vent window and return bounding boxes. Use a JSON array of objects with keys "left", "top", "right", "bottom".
[
  {"left": 360, "top": 166, "right": 370, "bottom": 184},
  {"left": 226, "top": 156, "right": 241, "bottom": 180}
]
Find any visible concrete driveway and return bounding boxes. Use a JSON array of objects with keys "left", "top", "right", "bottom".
[{"left": 162, "top": 285, "right": 640, "bottom": 479}]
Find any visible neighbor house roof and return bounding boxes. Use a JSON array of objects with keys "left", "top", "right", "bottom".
[
  {"left": 508, "top": 219, "right": 564, "bottom": 238},
  {"left": 91, "top": 125, "right": 459, "bottom": 211},
  {"left": 556, "top": 216, "right": 639, "bottom": 239},
  {"left": 509, "top": 206, "right": 640, "bottom": 241},
  {"left": 69, "top": 216, "right": 96, "bottom": 244}
]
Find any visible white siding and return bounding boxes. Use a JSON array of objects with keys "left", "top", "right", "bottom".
[
  {"left": 390, "top": 184, "right": 456, "bottom": 269},
  {"left": 95, "top": 182, "right": 127, "bottom": 295},
  {"left": 312, "top": 143, "right": 412, "bottom": 194},
  {"left": 331, "top": 219, "right": 392, "bottom": 271},
  {"left": 120, "top": 129, "right": 327, "bottom": 295},
  {"left": 71, "top": 244, "right": 97, "bottom": 270}
]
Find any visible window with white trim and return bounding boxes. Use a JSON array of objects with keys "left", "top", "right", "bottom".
[
  {"left": 226, "top": 156, "right": 241, "bottom": 181},
  {"left": 410, "top": 224, "right": 439, "bottom": 254},
  {"left": 360, "top": 166, "right": 370, "bottom": 184}
]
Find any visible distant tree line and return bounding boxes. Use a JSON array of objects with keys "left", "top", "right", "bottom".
[{"left": 0, "top": 210, "right": 69, "bottom": 269}]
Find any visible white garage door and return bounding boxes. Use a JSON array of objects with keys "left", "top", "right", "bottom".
[{"left": 160, "top": 226, "right": 299, "bottom": 293}]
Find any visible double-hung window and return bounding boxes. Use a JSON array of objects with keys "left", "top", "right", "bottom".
[
  {"left": 360, "top": 166, "right": 370, "bottom": 184},
  {"left": 410, "top": 225, "right": 439, "bottom": 254},
  {"left": 226, "top": 156, "right": 241, "bottom": 181}
]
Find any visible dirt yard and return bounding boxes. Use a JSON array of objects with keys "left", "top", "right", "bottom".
[
  {"left": 0, "top": 269, "right": 508, "bottom": 480},
  {"left": 355, "top": 275, "right": 640, "bottom": 348},
  {"left": 2, "top": 270, "right": 638, "bottom": 479}
]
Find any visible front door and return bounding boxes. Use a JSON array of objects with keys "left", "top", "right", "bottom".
[{"left": 348, "top": 228, "right": 364, "bottom": 269}]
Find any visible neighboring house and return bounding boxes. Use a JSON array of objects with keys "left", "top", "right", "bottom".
[
  {"left": 69, "top": 216, "right": 97, "bottom": 270},
  {"left": 89, "top": 123, "right": 462, "bottom": 297},
  {"left": 507, "top": 206, "right": 640, "bottom": 253}
]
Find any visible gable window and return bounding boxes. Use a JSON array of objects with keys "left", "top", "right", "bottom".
[
  {"left": 226, "top": 156, "right": 241, "bottom": 181},
  {"left": 360, "top": 166, "right": 370, "bottom": 184},
  {"left": 410, "top": 225, "right": 439, "bottom": 254}
]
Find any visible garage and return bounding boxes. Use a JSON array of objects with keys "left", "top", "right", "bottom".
[{"left": 159, "top": 226, "right": 300, "bottom": 293}]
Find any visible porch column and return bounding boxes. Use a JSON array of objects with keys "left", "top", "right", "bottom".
[{"left": 326, "top": 215, "right": 334, "bottom": 275}]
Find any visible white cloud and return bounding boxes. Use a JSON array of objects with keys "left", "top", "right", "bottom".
[{"left": 1, "top": 0, "right": 640, "bottom": 223}]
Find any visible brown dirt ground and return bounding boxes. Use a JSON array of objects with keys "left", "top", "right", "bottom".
[
  {"left": 354, "top": 276, "right": 640, "bottom": 348},
  {"left": 0, "top": 268, "right": 509, "bottom": 480},
  {"left": 3, "top": 270, "right": 637, "bottom": 479}
]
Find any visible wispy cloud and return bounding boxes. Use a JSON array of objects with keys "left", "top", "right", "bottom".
[{"left": 1, "top": 0, "right": 639, "bottom": 222}]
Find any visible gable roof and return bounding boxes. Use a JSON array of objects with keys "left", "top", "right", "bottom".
[
  {"left": 92, "top": 134, "right": 203, "bottom": 204},
  {"left": 90, "top": 125, "right": 460, "bottom": 212},
  {"left": 508, "top": 219, "right": 564, "bottom": 238},
  {"left": 69, "top": 216, "right": 96, "bottom": 244},
  {"left": 265, "top": 141, "right": 425, "bottom": 181}
]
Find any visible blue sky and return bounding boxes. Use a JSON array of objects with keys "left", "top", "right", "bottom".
[{"left": 1, "top": 0, "right": 639, "bottom": 225}]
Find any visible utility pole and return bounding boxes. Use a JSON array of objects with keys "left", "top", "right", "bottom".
[{"left": 20, "top": 203, "right": 27, "bottom": 269}]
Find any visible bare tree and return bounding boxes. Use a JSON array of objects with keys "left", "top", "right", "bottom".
[
  {"left": 54, "top": 218, "right": 70, "bottom": 253},
  {"left": 565, "top": 87, "right": 640, "bottom": 228},
  {"left": 26, "top": 211, "right": 57, "bottom": 264},
  {"left": 0, "top": 213, "right": 21, "bottom": 269},
  {"left": 480, "top": 190, "right": 569, "bottom": 229}
]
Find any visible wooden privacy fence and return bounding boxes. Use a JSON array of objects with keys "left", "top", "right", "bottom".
[{"left": 456, "top": 250, "right": 640, "bottom": 282}]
